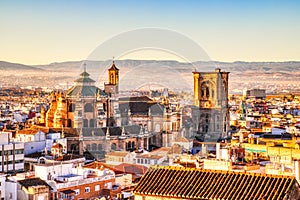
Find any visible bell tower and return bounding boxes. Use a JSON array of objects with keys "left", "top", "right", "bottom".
[
  {"left": 108, "top": 60, "right": 119, "bottom": 86},
  {"left": 192, "top": 68, "right": 230, "bottom": 141},
  {"left": 104, "top": 61, "right": 121, "bottom": 127}
]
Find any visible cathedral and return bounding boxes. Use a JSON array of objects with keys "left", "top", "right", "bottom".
[
  {"left": 44, "top": 63, "right": 118, "bottom": 129},
  {"left": 192, "top": 68, "right": 230, "bottom": 141},
  {"left": 42, "top": 62, "right": 182, "bottom": 159}
]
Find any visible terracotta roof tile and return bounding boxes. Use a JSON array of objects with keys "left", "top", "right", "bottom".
[
  {"left": 133, "top": 166, "right": 299, "bottom": 200},
  {"left": 113, "top": 163, "right": 148, "bottom": 175}
]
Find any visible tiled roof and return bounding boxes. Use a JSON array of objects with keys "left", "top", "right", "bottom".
[
  {"left": 133, "top": 166, "right": 299, "bottom": 200},
  {"left": 174, "top": 137, "right": 189, "bottom": 142},
  {"left": 83, "top": 161, "right": 114, "bottom": 170},
  {"left": 113, "top": 163, "right": 148, "bottom": 175},
  {"left": 52, "top": 143, "right": 63, "bottom": 148},
  {"left": 18, "top": 125, "right": 49, "bottom": 135},
  {"left": 106, "top": 151, "right": 130, "bottom": 157},
  {"left": 17, "top": 129, "right": 39, "bottom": 135}
]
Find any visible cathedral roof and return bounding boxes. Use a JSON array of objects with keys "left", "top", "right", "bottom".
[
  {"left": 75, "top": 70, "right": 95, "bottom": 83},
  {"left": 66, "top": 85, "right": 106, "bottom": 97},
  {"left": 134, "top": 166, "right": 299, "bottom": 199},
  {"left": 66, "top": 64, "right": 107, "bottom": 97},
  {"left": 74, "top": 76, "right": 95, "bottom": 83}
]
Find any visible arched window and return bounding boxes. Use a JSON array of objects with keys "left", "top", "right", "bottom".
[
  {"left": 67, "top": 119, "right": 72, "bottom": 128},
  {"left": 92, "top": 143, "right": 97, "bottom": 151},
  {"left": 126, "top": 141, "right": 132, "bottom": 150},
  {"left": 70, "top": 144, "right": 77, "bottom": 151},
  {"left": 206, "top": 87, "right": 210, "bottom": 98},
  {"left": 98, "top": 144, "right": 103, "bottom": 151},
  {"left": 111, "top": 143, "right": 117, "bottom": 151},
  {"left": 84, "top": 103, "right": 93, "bottom": 112},
  {"left": 86, "top": 144, "right": 91, "bottom": 151},
  {"left": 83, "top": 119, "right": 88, "bottom": 127},
  {"left": 90, "top": 119, "right": 95, "bottom": 128},
  {"left": 68, "top": 103, "right": 75, "bottom": 112},
  {"left": 110, "top": 74, "right": 114, "bottom": 84}
]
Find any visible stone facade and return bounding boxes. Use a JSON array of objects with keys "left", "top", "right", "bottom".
[
  {"left": 44, "top": 62, "right": 181, "bottom": 159},
  {"left": 192, "top": 68, "right": 230, "bottom": 141}
]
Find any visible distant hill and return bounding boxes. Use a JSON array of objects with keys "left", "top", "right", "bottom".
[
  {"left": 0, "top": 60, "right": 300, "bottom": 93},
  {"left": 0, "top": 61, "right": 44, "bottom": 71}
]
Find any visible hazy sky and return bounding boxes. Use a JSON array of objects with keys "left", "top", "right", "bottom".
[{"left": 0, "top": 0, "right": 299, "bottom": 65}]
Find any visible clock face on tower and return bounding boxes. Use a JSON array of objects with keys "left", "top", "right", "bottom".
[
  {"left": 201, "top": 100, "right": 211, "bottom": 108},
  {"left": 204, "top": 100, "right": 211, "bottom": 108}
]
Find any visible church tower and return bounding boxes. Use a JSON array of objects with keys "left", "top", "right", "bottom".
[
  {"left": 192, "top": 68, "right": 229, "bottom": 141},
  {"left": 109, "top": 61, "right": 119, "bottom": 85},
  {"left": 104, "top": 61, "right": 120, "bottom": 127},
  {"left": 105, "top": 61, "right": 119, "bottom": 95}
]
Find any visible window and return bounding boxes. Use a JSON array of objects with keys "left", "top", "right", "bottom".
[
  {"left": 74, "top": 189, "right": 80, "bottom": 196},
  {"left": 84, "top": 103, "right": 93, "bottom": 112},
  {"left": 85, "top": 187, "right": 90, "bottom": 193},
  {"left": 67, "top": 119, "right": 72, "bottom": 127},
  {"left": 92, "top": 143, "right": 97, "bottom": 151},
  {"left": 111, "top": 143, "right": 117, "bottom": 151},
  {"left": 95, "top": 185, "right": 100, "bottom": 191},
  {"left": 68, "top": 103, "right": 75, "bottom": 112},
  {"left": 89, "top": 119, "right": 94, "bottom": 127},
  {"left": 83, "top": 119, "right": 88, "bottom": 127},
  {"left": 37, "top": 196, "right": 44, "bottom": 200},
  {"left": 14, "top": 149, "right": 23, "bottom": 154},
  {"left": 98, "top": 144, "right": 103, "bottom": 151},
  {"left": 70, "top": 144, "right": 78, "bottom": 151},
  {"left": 106, "top": 182, "right": 112, "bottom": 189},
  {"left": 5, "top": 150, "right": 13, "bottom": 155}
]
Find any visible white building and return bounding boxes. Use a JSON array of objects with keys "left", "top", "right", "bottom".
[
  {"left": 15, "top": 129, "right": 46, "bottom": 155},
  {"left": 46, "top": 132, "right": 67, "bottom": 154},
  {"left": 35, "top": 163, "right": 73, "bottom": 181},
  {"left": 0, "top": 132, "right": 24, "bottom": 172},
  {"left": 134, "top": 153, "right": 166, "bottom": 167},
  {"left": 172, "top": 137, "right": 193, "bottom": 151},
  {"left": 0, "top": 173, "right": 6, "bottom": 199},
  {"left": 5, "top": 179, "right": 17, "bottom": 200}
]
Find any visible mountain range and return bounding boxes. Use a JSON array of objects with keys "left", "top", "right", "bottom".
[{"left": 0, "top": 60, "right": 299, "bottom": 93}]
